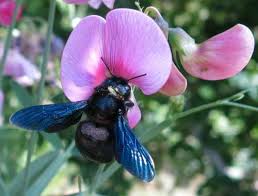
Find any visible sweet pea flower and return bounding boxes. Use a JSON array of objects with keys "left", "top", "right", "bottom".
[
  {"left": 0, "top": 43, "right": 40, "bottom": 86},
  {"left": 170, "top": 25, "right": 255, "bottom": 80},
  {"left": 61, "top": 8, "right": 172, "bottom": 127},
  {"left": 0, "top": 0, "right": 22, "bottom": 26},
  {"left": 64, "top": 0, "right": 115, "bottom": 9}
]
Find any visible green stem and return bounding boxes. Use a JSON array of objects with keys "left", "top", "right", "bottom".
[
  {"left": 23, "top": 0, "right": 56, "bottom": 195},
  {"left": 173, "top": 100, "right": 225, "bottom": 120},
  {"left": 22, "top": 132, "right": 38, "bottom": 194},
  {"left": 36, "top": 0, "right": 56, "bottom": 103},
  {"left": 0, "top": 0, "right": 23, "bottom": 88},
  {"left": 90, "top": 164, "right": 106, "bottom": 195},
  {"left": 223, "top": 101, "right": 258, "bottom": 112}
]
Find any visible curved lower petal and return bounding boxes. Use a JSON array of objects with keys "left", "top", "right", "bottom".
[
  {"left": 61, "top": 16, "right": 106, "bottom": 101},
  {"left": 127, "top": 92, "right": 141, "bottom": 128},
  {"left": 63, "top": 0, "right": 89, "bottom": 4},
  {"left": 102, "top": 0, "right": 115, "bottom": 9},
  {"left": 103, "top": 9, "right": 172, "bottom": 95},
  {"left": 182, "top": 24, "right": 255, "bottom": 80},
  {"left": 160, "top": 64, "right": 187, "bottom": 96}
]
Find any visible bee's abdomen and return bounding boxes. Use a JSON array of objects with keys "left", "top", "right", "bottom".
[{"left": 75, "top": 121, "right": 114, "bottom": 163}]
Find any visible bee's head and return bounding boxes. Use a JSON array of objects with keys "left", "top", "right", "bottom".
[{"left": 106, "top": 77, "right": 131, "bottom": 100}]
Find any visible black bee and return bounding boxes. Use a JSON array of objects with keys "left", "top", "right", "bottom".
[{"left": 10, "top": 60, "right": 155, "bottom": 182}]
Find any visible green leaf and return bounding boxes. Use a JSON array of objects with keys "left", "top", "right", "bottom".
[
  {"left": 10, "top": 81, "right": 35, "bottom": 107},
  {"left": 0, "top": 177, "right": 8, "bottom": 196},
  {"left": 94, "top": 162, "right": 120, "bottom": 191},
  {"left": 26, "top": 142, "right": 75, "bottom": 196},
  {"left": 41, "top": 132, "right": 63, "bottom": 149},
  {"left": 9, "top": 151, "right": 58, "bottom": 196}
]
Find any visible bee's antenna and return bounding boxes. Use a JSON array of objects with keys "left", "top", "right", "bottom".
[
  {"left": 101, "top": 57, "right": 113, "bottom": 76},
  {"left": 127, "top": 73, "right": 147, "bottom": 82}
]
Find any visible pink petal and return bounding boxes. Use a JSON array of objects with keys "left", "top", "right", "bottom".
[
  {"left": 102, "top": 0, "right": 115, "bottom": 9},
  {"left": 182, "top": 24, "right": 255, "bottom": 80},
  {"left": 160, "top": 64, "right": 187, "bottom": 96},
  {"left": 0, "top": 0, "right": 22, "bottom": 27},
  {"left": 63, "top": 0, "right": 89, "bottom": 4},
  {"left": 0, "top": 45, "right": 40, "bottom": 86},
  {"left": 61, "top": 16, "right": 106, "bottom": 102},
  {"left": 103, "top": 9, "right": 172, "bottom": 95},
  {"left": 127, "top": 92, "right": 141, "bottom": 128},
  {"left": 88, "top": 0, "right": 102, "bottom": 9}
]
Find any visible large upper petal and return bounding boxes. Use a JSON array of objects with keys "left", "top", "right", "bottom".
[
  {"left": 160, "top": 64, "right": 187, "bottom": 96},
  {"left": 61, "top": 16, "right": 106, "bottom": 101},
  {"left": 103, "top": 9, "right": 172, "bottom": 95},
  {"left": 182, "top": 24, "right": 255, "bottom": 80}
]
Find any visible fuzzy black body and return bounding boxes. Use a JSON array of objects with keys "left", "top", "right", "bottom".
[{"left": 75, "top": 77, "right": 133, "bottom": 162}]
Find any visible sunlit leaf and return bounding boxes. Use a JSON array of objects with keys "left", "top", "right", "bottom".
[
  {"left": 9, "top": 150, "right": 58, "bottom": 195},
  {"left": 26, "top": 142, "right": 74, "bottom": 196}
]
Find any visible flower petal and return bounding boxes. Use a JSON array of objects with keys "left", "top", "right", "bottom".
[
  {"left": 1, "top": 46, "right": 40, "bottom": 86},
  {"left": 61, "top": 16, "right": 106, "bottom": 101},
  {"left": 0, "top": 0, "right": 22, "bottom": 27},
  {"left": 182, "top": 24, "right": 255, "bottom": 80},
  {"left": 160, "top": 64, "right": 187, "bottom": 96},
  {"left": 88, "top": 0, "right": 102, "bottom": 9},
  {"left": 127, "top": 92, "right": 141, "bottom": 128},
  {"left": 102, "top": 0, "right": 115, "bottom": 9},
  {"left": 103, "top": 9, "right": 172, "bottom": 95},
  {"left": 63, "top": 0, "right": 89, "bottom": 4}
]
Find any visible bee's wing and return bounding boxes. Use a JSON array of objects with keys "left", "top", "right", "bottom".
[
  {"left": 10, "top": 101, "right": 87, "bottom": 132},
  {"left": 114, "top": 114, "right": 155, "bottom": 182}
]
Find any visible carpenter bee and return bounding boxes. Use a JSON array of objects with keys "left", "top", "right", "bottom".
[{"left": 10, "top": 60, "right": 155, "bottom": 182}]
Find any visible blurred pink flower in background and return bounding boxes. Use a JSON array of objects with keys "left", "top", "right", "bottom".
[
  {"left": 162, "top": 24, "right": 255, "bottom": 96},
  {"left": 64, "top": 0, "right": 115, "bottom": 9},
  {"left": 61, "top": 9, "right": 172, "bottom": 127},
  {"left": 0, "top": 43, "right": 40, "bottom": 86},
  {"left": 0, "top": 0, "right": 22, "bottom": 26},
  {"left": 11, "top": 32, "right": 64, "bottom": 87}
]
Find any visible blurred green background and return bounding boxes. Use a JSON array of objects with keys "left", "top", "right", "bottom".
[{"left": 1, "top": 0, "right": 258, "bottom": 195}]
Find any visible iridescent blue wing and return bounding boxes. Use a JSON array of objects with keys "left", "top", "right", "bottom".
[
  {"left": 10, "top": 101, "right": 87, "bottom": 132},
  {"left": 114, "top": 114, "right": 155, "bottom": 182}
]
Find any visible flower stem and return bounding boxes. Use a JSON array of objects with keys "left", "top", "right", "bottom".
[
  {"left": 23, "top": 0, "right": 56, "bottom": 195},
  {"left": 0, "top": 0, "right": 23, "bottom": 88},
  {"left": 36, "top": 0, "right": 56, "bottom": 104},
  {"left": 90, "top": 164, "right": 106, "bottom": 195}
]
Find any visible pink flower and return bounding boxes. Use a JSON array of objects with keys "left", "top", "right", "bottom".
[
  {"left": 160, "top": 24, "right": 254, "bottom": 95},
  {"left": 0, "top": 0, "right": 22, "bottom": 27},
  {"left": 64, "top": 0, "right": 115, "bottom": 9},
  {"left": 0, "top": 43, "right": 40, "bottom": 86},
  {"left": 180, "top": 24, "right": 255, "bottom": 80},
  {"left": 61, "top": 9, "right": 172, "bottom": 127}
]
